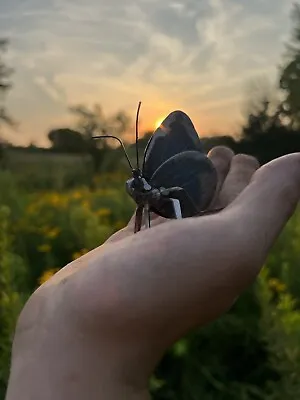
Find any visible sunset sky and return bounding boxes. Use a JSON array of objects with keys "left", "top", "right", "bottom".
[{"left": 0, "top": 0, "right": 295, "bottom": 147}]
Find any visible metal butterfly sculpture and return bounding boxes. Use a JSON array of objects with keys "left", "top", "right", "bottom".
[{"left": 93, "top": 102, "right": 220, "bottom": 233}]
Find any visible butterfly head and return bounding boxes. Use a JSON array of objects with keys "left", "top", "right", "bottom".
[{"left": 126, "top": 168, "right": 153, "bottom": 205}]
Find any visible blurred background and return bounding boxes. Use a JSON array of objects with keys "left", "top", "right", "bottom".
[{"left": 1, "top": 1, "right": 300, "bottom": 399}]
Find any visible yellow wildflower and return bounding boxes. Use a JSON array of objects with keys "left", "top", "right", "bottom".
[
  {"left": 38, "top": 268, "right": 59, "bottom": 285},
  {"left": 72, "top": 248, "right": 89, "bottom": 261},
  {"left": 115, "top": 220, "right": 125, "bottom": 230},
  {"left": 96, "top": 208, "right": 111, "bottom": 218},
  {"left": 81, "top": 200, "right": 90, "bottom": 210},
  {"left": 37, "top": 244, "right": 52, "bottom": 253},
  {"left": 26, "top": 203, "right": 38, "bottom": 215},
  {"left": 268, "top": 278, "right": 286, "bottom": 293},
  {"left": 45, "top": 192, "right": 68, "bottom": 208},
  {"left": 72, "top": 191, "right": 82, "bottom": 200},
  {"left": 45, "top": 227, "right": 61, "bottom": 239},
  {"left": 49, "top": 193, "right": 61, "bottom": 206}
]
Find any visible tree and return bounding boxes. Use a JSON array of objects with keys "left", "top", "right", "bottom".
[
  {"left": 280, "top": 3, "right": 300, "bottom": 127},
  {"left": 237, "top": 96, "right": 300, "bottom": 165},
  {"left": 241, "top": 99, "right": 283, "bottom": 139},
  {"left": 69, "top": 104, "right": 131, "bottom": 141},
  {"left": 0, "top": 39, "right": 15, "bottom": 168},
  {"left": 69, "top": 104, "right": 131, "bottom": 173},
  {"left": 48, "top": 128, "right": 86, "bottom": 153},
  {"left": 0, "top": 39, "right": 14, "bottom": 129},
  {"left": 240, "top": 76, "right": 285, "bottom": 138}
]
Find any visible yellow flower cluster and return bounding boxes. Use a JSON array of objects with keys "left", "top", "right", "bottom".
[
  {"left": 72, "top": 248, "right": 89, "bottom": 261},
  {"left": 95, "top": 208, "right": 111, "bottom": 218},
  {"left": 39, "top": 226, "right": 61, "bottom": 239},
  {"left": 114, "top": 220, "right": 126, "bottom": 230},
  {"left": 268, "top": 278, "right": 287, "bottom": 293},
  {"left": 38, "top": 268, "right": 59, "bottom": 285},
  {"left": 72, "top": 191, "right": 82, "bottom": 200},
  {"left": 15, "top": 185, "right": 134, "bottom": 289},
  {"left": 25, "top": 192, "right": 68, "bottom": 215},
  {"left": 37, "top": 243, "right": 52, "bottom": 253},
  {"left": 25, "top": 187, "right": 123, "bottom": 218},
  {"left": 81, "top": 200, "right": 90, "bottom": 210}
]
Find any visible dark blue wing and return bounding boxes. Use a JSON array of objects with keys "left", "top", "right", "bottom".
[
  {"left": 149, "top": 151, "right": 217, "bottom": 218},
  {"left": 142, "top": 110, "right": 204, "bottom": 180}
]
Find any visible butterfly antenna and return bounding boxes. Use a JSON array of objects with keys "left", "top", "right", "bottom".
[
  {"left": 93, "top": 135, "right": 134, "bottom": 170},
  {"left": 135, "top": 101, "right": 142, "bottom": 171}
]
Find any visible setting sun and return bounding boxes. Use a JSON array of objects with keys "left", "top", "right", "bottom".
[{"left": 154, "top": 117, "right": 165, "bottom": 130}]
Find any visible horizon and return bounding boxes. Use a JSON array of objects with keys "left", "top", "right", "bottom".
[{"left": 0, "top": 0, "right": 295, "bottom": 147}]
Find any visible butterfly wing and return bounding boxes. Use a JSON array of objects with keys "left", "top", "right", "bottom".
[
  {"left": 149, "top": 151, "right": 217, "bottom": 218},
  {"left": 142, "top": 110, "right": 204, "bottom": 180}
]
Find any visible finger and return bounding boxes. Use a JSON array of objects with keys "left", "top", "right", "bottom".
[
  {"left": 207, "top": 146, "right": 235, "bottom": 209},
  {"left": 226, "top": 153, "right": 300, "bottom": 266},
  {"left": 113, "top": 146, "right": 235, "bottom": 237},
  {"left": 216, "top": 154, "right": 260, "bottom": 208}
]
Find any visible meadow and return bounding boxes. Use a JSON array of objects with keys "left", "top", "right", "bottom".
[{"left": 1, "top": 154, "right": 300, "bottom": 400}]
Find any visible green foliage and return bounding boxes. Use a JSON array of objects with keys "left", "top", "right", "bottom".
[
  {"left": 48, "top": 128, "right": 87, "bottom": 153},
  {"left": 1, "top": 156, "right": 300, "bottom": 399},
  {"left": 0, "top": 38, "right": 14, "bottom": 128},
  {"left": 0, "top": 206, "right": 28, "bottom": 398},
  {"left": 280, "top": 3, "right": 300, "bottom": 127},
  {"left": 69, "top": 104, "right": 131, "bottom": 139},
  {"left": 256, "top": 269, "right": 300, "bottom": 399},
  {"left": 66, "top": 104, "right": 132, "bottom": 176},
  {"left": 5, "top": 149, "right": 94, "bottom": 191},
  {"left": 0, "top": 170, "right": 25, "bottom": 216},
  {"left": 1, "top": 172, "right": 133, "bottom": 291}
]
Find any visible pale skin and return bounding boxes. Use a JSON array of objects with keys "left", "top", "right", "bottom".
[{"left": 5, "top": 147, "right": 300, "bottom": 400}]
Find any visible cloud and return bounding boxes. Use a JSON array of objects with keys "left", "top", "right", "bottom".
[
  {"left": 34, "top": 76, "right": 64, "bottom": 102},
  {"left": 0, "top": 0, "right": 297, "bottom": 144}
]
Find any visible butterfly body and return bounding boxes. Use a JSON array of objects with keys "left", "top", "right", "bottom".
[
  {"left": 126, "top": 110, "right": 218, "bottom": 232},
  {"left": 126, "top": 171, "right": 183, "bottom": 214},
  {"left": 93, "top": 106, "right": 219, "bottom": 234}
]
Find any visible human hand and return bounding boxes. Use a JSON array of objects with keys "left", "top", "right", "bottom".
[{"left": 5, "top": 148, "right": 300, "bottom": 400}]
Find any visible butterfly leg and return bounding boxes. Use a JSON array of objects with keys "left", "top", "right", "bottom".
[
  {"left": 170, "top": 198, "right": 182, "bottom": 219},
  {"left": 144, "top": 203, "right": 151, "bottom": 229},
  {"left": 161, "top": 187, "right": 184, "bottom": 219},
  {"left": 134, "top": 204, "right": 144, "bottom": 233},
  {"left": 163, "top": 186, "right": 201, "bottom": 217}
]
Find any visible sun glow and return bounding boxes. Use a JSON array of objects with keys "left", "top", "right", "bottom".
[{"left": 154, "top": 117, "right": 165, "bottom": 130}]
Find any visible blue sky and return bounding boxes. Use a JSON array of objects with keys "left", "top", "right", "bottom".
[{"left": 0, "top": 0, "right": 295, "bottom": 146}]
